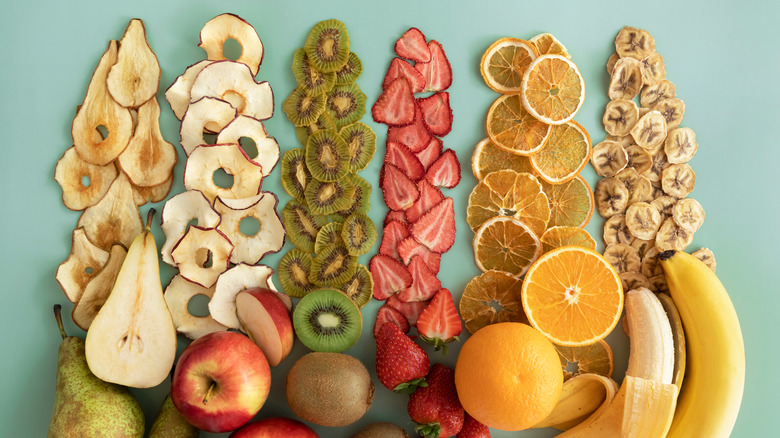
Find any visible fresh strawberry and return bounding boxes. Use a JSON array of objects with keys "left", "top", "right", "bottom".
[
  {"left": 374, "top": 304, "right": 410, "bottom": 338},
  {"left": 425, "top": 149, "right": 461, "bottom": 189},
  {"left": 387, "top": 294, "right": 430, "bottom": 327},
  {"left": 395, "top": 27, "right": 432, "bottom": 63},
  {"left": 383, "top": 57, "right": 427, "bottom": 93},
  {"left": 387, "top": 105, "right": 433, "bottom": 153},
  {"left": 406, "top": 179, "right": 445, "bottom": 224},
  {"left": 410, "top": 197, "right": 456, "bottom": 254},
  {"left": 457, "top": 413, "right": 491, "bottom": 438},
  {"left": 384, "top": 210, "right": 409, "bottom": 227},
  {"left": 372, "top": 77, "right": 416, "bottom": 126},
  {"left": 416, "top": 288, "right": 463, "bottom": 353},
  {"left": 415, "top": 40, "right": 453, "bottom": 92},
  {"left": 379, "top": 219, "right": 409, "bottom": 260},
  {"left": 398, "top": 255, "right": 441, "bottom": 302},
  {"left": 375, "top": 322, "right": 430, "bottom": 393},
  {"left": 408, "top": 363, "right": 464, "bottom": 438},
  {"left": 418, "top": 92, "right": 453, "bottom": 137},
  {"left": 381, "top": 162, "right": 420, "bottom": 211},
  {"left": 386, "top": 141, "right": 425, "bottom": 182},
  {"left": 416, "top": 137, "right": 443, "bottom": 171},
  {"left": 397, "top": 236, "right": 442, "bottom": 273},
  {"left": 369, "top": 254, "right": 412, "bottom": 300}
]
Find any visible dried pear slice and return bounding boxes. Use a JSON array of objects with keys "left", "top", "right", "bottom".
[
  {"left": 283, "top": 199, "right": 328, "bottom": 253},
  {"left": 117, "top": 97, "right": 177, "bottom": 187},
  {"left": 55, "top": 146, "right": 118, "bottom": 211},
  {"left": 190, "top": 60, "right": 274, "bottom": 121},
  {"left": 164, "top": 274, "right": 227, "bottom": 340},
  {"left": 664, "top": 127, "right": 698, "bottom": 164},
  {"left": 71, "top": 243, "right": 127, "bottom": 330},
  {"left": 106, "top": 19, "right": 161, "bottom": 108},
  {"left": 183, "top": 143, "right": 264, "bottom": 204},
  {"left": 672, "top": 198, "right": 705, "bottom": 232},
  {"left": 640, "top": 52, "right": 666, "bottom": 86},
  {"left": 650, "top": 195, "right": 678, "bottom": 222},
  {"left": 640, "top": 79, "right": 676, "bottom": 108},
  {"left": 603, "top": 99, "right": 638, "bottom": 136},
  {"left": 630, "top": 110, "right": 667, "bottom": 150},
  {"left": 216, "top": 115, "right": 280, "bottom": 176},
  {"left": 653, "top": 98, "right": 685, "bottom": 130},
  {"left": 281, "top": 148, "right": 310, "bottom": 203},
  {"left": 160, "top": 190, "right": 221, "bottom": 266},
  {"left": 340, "top": 122, "right": 376, "bottom": 174},
  {"left": 180, "top": 97, "right": 237, "bottom": 156},
  {"left": 278, "top": 249, "right": 317, "bottom": 298},
  {"left": 72, "top": 40, "right": 133, "bottom": 166},
  {"left": 339, "top": 264, "right": 373, "bottom": 308},
  {"left": 56, "top": 228, "right": 110, "bottom": 303},
  {"left": 591, "top": 140, "right": 628, "bottom": 178},
  {"left": 691, "top": 248, "right": 716, "bottom": 272},
  {"left": 625, "top": 201, "right": 662, "bottom": 240},
  {"left": 132, "top": 172, "right": 173, "bottom": 206},
  {"left": 595, "top": 177, "right": 629, "bottom": 218},
  {"left": 603, "top": 214, "right": 634, "bottom": 246},
  {"left": 625, "top": 145, "right": 653, "bottom": 174},
  {"left": 615, "top": 26, "right": 655, "bottom": 60},
  {"left": 76, "top": 172, "right": 143, "bottom": 251},
  {"left": 165, "top": 60, "right": 214, "bottom": 120},
  {"left": 661, "top": 163, "right": 696, "bottom": 198},
  {"left": 608, "top": 57, "right": 642, "bottom": 101},
  {"left": 309, "top": 243, "right": 358, "bottom": 287},
  {"left": 171, "top": 226, "right": 233, "bottom": 288},
  {"left": 214, "top": 192, "right": 285, "bottom": 264},
  {"left": 198, "top": 13, "right": 264, "bottom": 76},
  {"left": 210, "top": 263, "right": 277, "bottom": 330},
  {"left": 603, "top": 243, "right": 641, "bottom": 273},
  {"left": 620, "top": 271, "right": 651, "bottom": 292},
  {"left": 655, "top": 217, "right": 694, "bottom": 252}
]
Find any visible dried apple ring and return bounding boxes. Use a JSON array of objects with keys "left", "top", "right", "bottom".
[
  {"left": 55, "top": 228, "right": 110, "bottom": 303},
  {"left": 198, "top": 13, "right": 264, "bottom": 76},
  {"left": 180, "top": 97, "right": 237, "bottom": 156},
  {"left": 164, "top": 274, "right": 227, "bottom": 340},
  {"left": 171, "top": 226, "right": 233, "bottom": 288},
  {"left": 184, "top": 143, "right": 264, "bottom": 204},
  {"left": 165, "top": 60, "right": 214, "bottom": 120},
  {"left": 190, "top": 60, "right": 273, "bottom": 121},
  {"left": 209, "top": 263, "right": 278, "bottom": 329},
  {"left": 216, "top": 115, "right": 280, "bottom": 176},
  {"left": 54, "top": 146, "right": 118, "bottom": 211},
  {"left": 214, "top": 192, "right": 285, "bottom": 265},
  {"left": 160, "top": 190, "right": 221, "bottom": 266}
]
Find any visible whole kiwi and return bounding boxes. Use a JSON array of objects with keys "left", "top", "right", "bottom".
[
  {"left": 351, "top": 422, "right": 410, "bottom": 438},
  {"left": 286, "top": 352, "right": 374, "bottom": 427}
]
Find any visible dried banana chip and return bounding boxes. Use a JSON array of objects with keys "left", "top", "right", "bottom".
[
  {"left": 640, "top": 79, "right": 676, "bottom": 108},
  {"left": 603, "top": 243, "right": 641, "bottom": 273},
  {"left": 625, "top": 201, "right": 662, "bottom": 240},
  {"left": 631, "top": 238, "right": 655, "bottom": 259},
  {"left": 630, "top": 110, "right": 667, "bottom": 150},
  {"left": 603, "top": 214, "right": 634, "bottom": 246},
  {"left": 608, "top": 57, "right": 643, "bottom": 101},
  {"left": 641, "top": 247, "right": 663, "bottom": 278},
  {"left": 661, "top": 163, "right": 696, "bottom": 198},
  {"left": 625, "top": 145, "right": 652, "bottom": 174},
  {"left": 672, "top": 198, "right": 705, "bottom": 232},
  {"left": 649, "top": 275, "right": 669, "bottom": 294},
  {"left": 595, "top": 177, "right": 629, "bottom": 218},
  {"left": 650, "top": 195, "right": 678, "bottom": 222},
  {"left": 620, "top": 271, "right": 651, "bottom": 292},
  {"left": 603, "top": 99, "right": 639, "bottom": 136},
  {"left": 640, "top": 52, "right": 666, "bottom": 86},
  {"left": 664, "top": 127, "right": 698, "bottom": 164},
  {"left": 605, "top": 134, "right": 634, "bottom": 149},
  {"left": 606, "top": 53, "right": 619, "bottom": 76},
  {"left": 644, "top": 150, "right": 669, "bottom": 183},
  {"left": 592, "top": 141, "right": 628, "bottom": 177},
  {"left": 653, "top": 98, "right": 685, "bottom": 130},
  {"left": 655, "top": 217, "right": 694, "bottom": 251},
  {"left": 615, "top": 26, "right": 655, "bottom": 60},
  {"left": 691, "top": 247, "right": 716, "bottom": 272},
  {"left": 616, "top": 167, "right": 653, "bottom": 204}
]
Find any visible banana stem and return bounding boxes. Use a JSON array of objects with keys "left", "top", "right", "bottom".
[{"left": 53, "top": 304, "right": 67, "bottom": 340}]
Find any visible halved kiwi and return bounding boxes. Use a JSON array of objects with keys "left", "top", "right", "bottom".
[
  {"left": 339, "top": 122, "right": 376, "bottom": 173},
  {"left": 338, "top": 264, "right": 373, "bottom": 309},
  {"left": 282, "top": 199, "right": 328, "bottom": 253},
  {"left": 293, "top": 48, "right": 336, "bottom": 96},
  {"left": 295, "top": 111, "right": 337, "bottom": 147},
  {"left": 278, "top": 248, "right": 316, "bottom": 298},
  {"left": 283, "top": 87, "right": 325, "bottom": 127},
  {"left": 335, "top": 52, "right": 363, "bottom": 85},
  {"left": 325, "top": 84, "right": 366, "bottom": 129},
  {"left": 315, "top": 222, "right": 344, "bottom": 254},
  {"left": 333, "top": 174, "right": 371, "bottom": 221},
  {"left": 305, "top": 177, "right": 355, "bottom": 216},
  {"left": 309, "top": 243, "right": 358, "bottom": 287},
  {"left": 304, "top": 19, "right": 351, "bottom": 74},
  {"left": 293, "top": 288, "right": 361, "bottom": 353},
  {"left": 280, "top": 148, "right": 311, "bottom": 203},
  {"left": 305, "top": 129, "right": 350, "bottom": 182},
  {"left": 341, "top": 212, "right": 377, "bottom": 256}
]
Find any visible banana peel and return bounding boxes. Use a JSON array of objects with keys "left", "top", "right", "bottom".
[{"left": 533, "top": 373, "right": 619, "bottom": 431}]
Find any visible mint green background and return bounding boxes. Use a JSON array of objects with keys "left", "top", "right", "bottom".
[{"left": 1, "top": 0, "right": 777, "bottom": 436}]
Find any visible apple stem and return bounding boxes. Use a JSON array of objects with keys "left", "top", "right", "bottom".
[
  {"left": 53, "top": 304, "right": 67, "bottom": 340},
  {"left": 146, "top": 208, "right": 156, "bottom": 229},
  {"left": 202, "top": 381, "right": 216, "bottom": 405}
]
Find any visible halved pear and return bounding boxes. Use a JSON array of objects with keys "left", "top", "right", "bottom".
[
  {"left": 179, "top": 96, "right": 237, "bottom": 155},
  {"left": 165, "top": 60, "right": 213, "bottom": 120},
  {"left": 164, "top": 273, "right": 227, "bottom": 340},
  {"left": 209, "top": 263, "right": 276, "bottom": 329},
  {"left": 117, "top": 96, "right": 177, "bottom": 187},
  {"left": 55, "top": 228, "right": 110, "bottom": 303},
  {"left": 160, "top": 190, "right": 221, "bottom": 266},
  {"left": 72, "top": 243, "right": 128, "bottom": 330},
  {"left": 76, "top": 172, "right": 143, "bottom": 251},
  {"left": 198, "top": 13, "right": 264, "bottom": 76},
  {"left": 183, "top": 143, "right": 263, "bottom": 204},
  {"left": 85, "top": 210, "right": 177, "bottom": 388},
  {"left": 170, "top": 226, "right": 233, "bottom": 288},
  {"left": 189, "top": 60, "right": 273, "bottom": 120},
  {"left": 131, "top": 171, "right": 174, "bottom": 206},
  {"left": 107, "top": 18, "right": 161, "bottom": 108},
  {"left": 72, "top": 40, "right": 133, "bottom": 166},
  {"left": 54, "top": 146, "right": 118, "bottom": 211},
  {"left": 215, "top": 115, "right": 280, "bottom": 176},
  {"left": 214, "top": 192, "right": 284, "bottom": 265}
]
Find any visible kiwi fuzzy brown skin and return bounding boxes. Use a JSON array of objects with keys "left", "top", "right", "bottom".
[{"left": 351, "top": 422, "right": 410, "bottom": 438}]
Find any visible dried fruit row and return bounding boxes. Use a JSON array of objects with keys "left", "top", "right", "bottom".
[
  {"left": 55, "top": 19, "right": 177, "bottom": 329},
  {"left": 277, "top": 19, "right": 377, "bottom": 311},
  {"left": 594, "top": 26, "right": 716, "bottom": 294}
]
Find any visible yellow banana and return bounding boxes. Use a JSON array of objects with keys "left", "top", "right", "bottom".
[
  {"left": 660, "top": 250, "right": 745, "bottom": 438},
  {"left": 533, "top": 373, "right": 620, "bottom": 430}
]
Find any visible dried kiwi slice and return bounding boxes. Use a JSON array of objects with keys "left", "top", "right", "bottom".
[
  {"left": 305, "top": 129, "right": 350, "bottom": 182},
  {"left": 309, "top": 243, "right": 358, "bottom": 287},
  {"left": 335, "top": 52, "right": 363, "bottom": 85},
  {"left": 278, "top": 249, "right": 316, "bottom": 298},
  {"left": 341, "top": 212, "right": 377, "bottom": 256},
  {"left": 292, "top": 48, "right": 336, "bottom": 97},
  {"left": 324, "top": 83, "right": 367, "bottom": 129},
  {"left": 282, "top": 199, "right": 328, "bottom": 253},
  {"left": 280, "top": 148, "right": 311, "bottom": 203},
  {"left": 295, "top": 112, "right": 337, "bottom": 147},
  {"left": 305, "top": 177, "right": 356, "bottom": 216},
  {"left": 339, "top": 122, "right": 376, "bottom": 173},
  {"left": 304, "top": 19, "right": 351, "bottom": 74},
  {"left": 332, "top": 174, "right": 371, "bottom": 221},
  {"left": 315, "top": 222, "right": 344, "bottom": 254},
  {"left": 283, "top": 87, "right": 325, "bottom": 127},
  {"left": 338, "top": 264, "right": 372, "bottom": 308},
  {"left": 292, "top": 288, "right": 362, "bottom": 353}
]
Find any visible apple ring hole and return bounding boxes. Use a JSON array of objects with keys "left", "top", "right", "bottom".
[
  {"left": 196, "top": 248, "right": 214, "bottom": 268},
  {"left": 187, "top": 293, "right": 212, "bottom": 317},
  {"left": 83, "top": 266, "right": 94, "bottom": 274},
  {"left": 222, "top": 38, "right": 243, "bottom": 61},
  {"left": 212, "top": 168, "right": 234, "bottom": 189},
  {"left": 96, "top": 124, "right": 109, "bottom": 141},
  {"left": 81, "top": 175, "right": 91, "bottom": 188},
  {"left": 239, "top": 216, "right": 260, "bottom": 237},
  {"left": 222, "top": 90, "right": 247, "bottom": 114},
  {"left": 203, "top": 133, "right": 218, "bottom": 145},
  {"left": 238, "top": 136, "right": 258, "bottom": 158}
]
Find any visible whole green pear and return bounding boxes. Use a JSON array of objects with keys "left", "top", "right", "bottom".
[
  {"left": 149, "top": 393, "right": 199, "bottom": 438},
  {"left": 48, "top": 304, "right": 145, "bottom": 438}
]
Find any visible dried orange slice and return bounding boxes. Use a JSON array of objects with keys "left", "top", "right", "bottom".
[
  {"left": 540, "top": 175, "right": 594, "bottom": 228},
  {"left": 529, "top": 33, "right": 570, "bottom": 59},
  {"left": 486, "top": 94, "right": 552, "bottom": 156},
  {"left": 480, "top": 37, "right": 538, "bottom": 94},
  {"left": 466, "top": 169, "right": 550, "bottom": 236},
  {"left": 521, "top": 54, "right": 585, "bottom": 125},
  {"left": 522, "top": 246, "right": 623, "bottom": 346},
  {"left": 473, "top": 216, "right": 541, "bottom": 278},
  {"left": 540, "top": 226, "right": 596, "bottom": 253},
  {"left": 554, "top": 340, "right": 614, "bottom": 381},
  {"left": 530, "top": 120, "right": 591, "bottom": 184},
  {"left": 459, "top": 270, "right": 527, "bottom": 334},
  {"left": 471, "top": 137, "right": 535, "bottom": 181}
]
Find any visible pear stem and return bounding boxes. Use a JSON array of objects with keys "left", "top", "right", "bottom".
[
  {"left": 146, "top": 208, "right": 156, "bottom": 229},
  {"left": 53, "top": 304, "right": 67, "bottom": 340},
  {"left": 202, "top": 381, "right": 216, "bottom": 405}
]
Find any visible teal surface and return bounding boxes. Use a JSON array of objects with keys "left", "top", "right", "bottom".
[{"left": 1, "top": 0, "right": 777, "bottom": 436}]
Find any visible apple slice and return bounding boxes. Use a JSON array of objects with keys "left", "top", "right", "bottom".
[
  {"left": 160, "top": 190, "right": 221, "bottom": 266},
  {"left": 54, "top": 146, "right": 118, "bottom": 211},
  {"left": 56, "top": 228, "right": 110, "bottom": 303},
  {"left": 170, "top": 226, "right": 233, "bottom": 288},
  {"left": 198, "top": 13, "right": 264, "bottom": 76},
  {"left": 76, "top": 172, "right": 143, "bottom": 251},
  {"left": 164, "top": 273, "right": 228, "bottom": 339},
  {"left": 117, "top": 96, "right": 177, "bottom": 187},
  {"left": 183, "top": 143, "right": 264, "bottom": 204},
  {"left": 190, "top": 60, "right": 274, "bottom": 121},
  {"left": 165, "top": 60, "right": 214, "bottom": 120},
  {"left": 216, "top": 193, "right": 263, "bottom": 211},
  {"left": 106, "top": 18, "right": 161, "bottom": 108},
  {"left": 216, "top": 115, "right": 280, "bottom": 176},
  {"left": 132, "top": 172, "right": 173, "bottom": 206},
  {"left": 235, "top": 288, "right": 294, "bottom": 367},
  {"left": 214, "top": 192, "right": 285, "bottom": 265},
  {"left": 180, "top": 96, "right": 237, "bottom": 155},
  {"left": 209, "top": 263, "right": 277, "bottom": 329},
  {"left": 72, "top": 243, "right": 127, "bottom": 330}
]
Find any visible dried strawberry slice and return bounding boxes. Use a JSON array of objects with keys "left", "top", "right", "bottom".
[
  {"left": 387, "top": 294, "right": 430, "bottom": 327},
  {"left": 384, "top": 210, "right": 408, "bottom": 227},
  {"left": 381, "top": 163, "right": 420, "bottom": 211},
  {"left": 415, "top": 40, "right": 453, "bottom": 92},
  {"left": 415, "top": 137, "right": 443, "bottom": 171},
  {"left": 369, "top": 254, "right": 413, "bottom": 300},
  {"left": 410, "top": 197, "right": 455, "bottom": 253},
  {"left": 372, "top": 77, "right": 416, "bottom": 126},
  {"left": 387, "top": 105, "right": 432, "bottom": 153},
  {"left": 385, "top": 141, "right": 425, "bottom": 182},
  {"left": 406, "top": 179, "right": 444, "bottom": 224},
  {"left": 425, "top": 149, "right": 461, "bottom": 189},
  {"left": 373, "top": 304, "right": 411, "bottom": 338},
  {"left": 416, "top": 288, "right": 462, "bottom": 352},
  {"left": 394, "top": 27, "right": 432, "bottom": 63},
  {"left": 379, "top": 219, "right": 410, "bottom": 260},
  {"left": 383, "top": 58, "right": 426, "bottom": 93},
  {"left": 398, "top": 255, "right": 442, "bottom": 302},
  {"left": 418, "top": 92, "right": 453, "bottom": 137},
  {"left": 397, "top": 236, "right": 442, "bottom": 273}
]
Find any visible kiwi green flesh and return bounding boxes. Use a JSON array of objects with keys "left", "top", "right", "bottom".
[
  {"left": 336, "top": 52, "right": 363, "bottom": 85},
  {"left": 305, "top": 177, "right": 355, "bottom": 216},
  {"left": 282, "top": 199, "right": 328, "bottom": 253},
  {"left": 278, "top": 248, "right": 316, "bottom": 298},
  {"left": 292, "top": 288, "right": 361, "bottom": 353},
  {"left": 304, "top": 19, "right": 351, "bottom": 74},
  {"left": 340, "top": 122, "right": 376, "bottom": 173},
  {"left": 332, "top": 174, "right": 371, "bottom": 221},
  {"left": 341, "top": 212, "right": 377, "bottom": 256},
  {"left": 309, "top": 243, "right": 358, "bottom": 288},
  {"left": 338, "top": 264, "right": 373, "bottom": 309},
  {"left": 306, "top": 129, "right": 350, "bottom": 182},
  {"left": 315, "top": 222, "right": 344, "bottom": 255},
  {"left": 281, "top": 148, "right": 310, "bottom": 203},
  {"left": 293, "top": 48, "right": 336, "bottom": 97},
  {"left": 325, "top": 84, "right": 366, "bottom": 129},
  {"left": 283, "top": 87, "right": 326, "bottom": 127}
]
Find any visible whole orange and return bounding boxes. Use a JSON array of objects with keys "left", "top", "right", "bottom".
[{"left": 454, "top": 322, "right": 563, "bottom": 431}]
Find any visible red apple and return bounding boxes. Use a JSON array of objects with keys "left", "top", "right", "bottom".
[
  {"left": 236, "top": 287, "right": 294, "bottom": 367},
  {"left": 171, "top": 331, "right": 271, "bottom": 433},
  {"left": 228, "top": 417, "right": 319, "bottom": 437}
]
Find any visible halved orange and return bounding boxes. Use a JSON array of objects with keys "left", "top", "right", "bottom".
[
  {"left": 540, "top": 226, "right": 596, "bottom": 253},
  {"left": 471, "top": 137, "right": 535, "bottom": 181},
  {"left": 554, "top": 340, "right": 614, "bottom": 381},
  {"left": 540, "top": 175, "right": 594, "bottom": 228},
  {"left": 486, "top": 94, "right": 552, "bottom": 156},
  {"left": 522, "top": 246, "right": 623, "bottom": 346},
  {"left": 480, "top": 37, "right": 538, "bottom": 94},
  {"left": 529, "top": 33, "right": 571, "bottom": 59},
  {"left": 460, "top": 270, "right": 527, "bottom": 334},
  {"left": 530, "top": 120, "right": 591, "bottom": 184},
  {"left": 473, "top": 216, "right": 541, "bottom": 278},
  {"left": 521, "top": 54, "right": 585, "bottom": 125}
]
